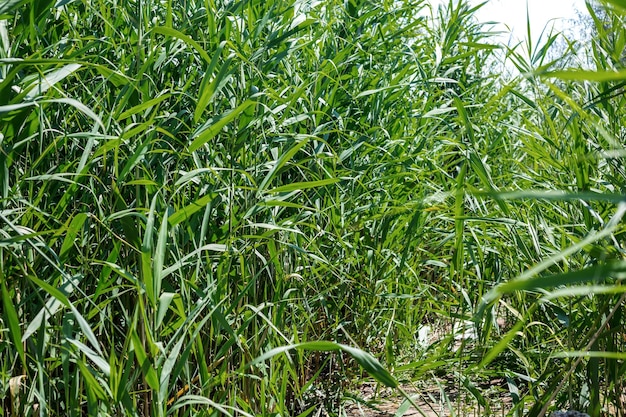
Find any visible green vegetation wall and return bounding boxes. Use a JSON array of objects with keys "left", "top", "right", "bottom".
[{"left": 1, "top": 0, "right": 626, "bottom": 415}]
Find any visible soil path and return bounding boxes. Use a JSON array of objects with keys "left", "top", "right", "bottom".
[{"left": 343, "top": 382, "right": 511, "bottom": 417}]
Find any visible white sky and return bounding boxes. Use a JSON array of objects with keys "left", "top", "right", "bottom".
[{"left": 431, "top": 0, "right": 588, "bottom": 44}]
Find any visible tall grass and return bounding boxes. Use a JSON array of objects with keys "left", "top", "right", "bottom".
[{"left": 0, "top": 0, "right": 625, "bottom": 416}]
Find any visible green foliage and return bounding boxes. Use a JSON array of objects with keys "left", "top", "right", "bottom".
[{"left": 0, "top": 0, "right": 625, "bottom": 416}]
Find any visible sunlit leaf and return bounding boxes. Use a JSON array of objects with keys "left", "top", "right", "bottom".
[
  {"left": 249, "top": 341, "right": 397, "bottom": 388},
  {"left": 188, "top": 101, "right": 256, "bottom": 152},
  {"left": 265, "top": 178, "right": 339, "bottom": 194},
  {"left": 540, "top": 69, "right": 626, "bottom": 81}
]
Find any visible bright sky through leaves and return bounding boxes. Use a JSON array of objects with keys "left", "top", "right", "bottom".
[{"left": 432, "top": 0, "right": 587, "bottom": 44}]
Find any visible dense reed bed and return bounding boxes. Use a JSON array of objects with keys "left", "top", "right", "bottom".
[{"left": 1, "top": 0, "right": 625, "bottom": 415}]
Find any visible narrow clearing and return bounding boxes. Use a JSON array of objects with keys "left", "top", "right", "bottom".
[{"left": 343, "top": 382, "right": 512, "bottom": 417}]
